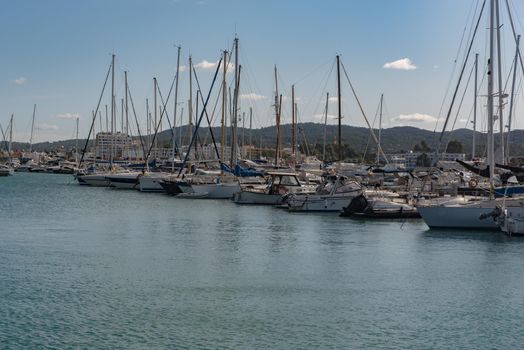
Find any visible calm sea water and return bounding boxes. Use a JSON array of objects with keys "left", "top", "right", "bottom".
[{"left": 1, "top": 172, "right": 524, "bottom": 349}]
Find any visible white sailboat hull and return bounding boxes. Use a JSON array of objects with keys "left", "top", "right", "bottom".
[
  {"left": 138, "top": 173, "right": 168, "bottom": 192},
  {"left": 77, "top": 174, "right": 110, "bottom": 187},
  {"left": 417, "top": 205, "right": 499, "bottom": 229},
  {"left": 190, "top": 182, "right": 241, "bottom": 199}
]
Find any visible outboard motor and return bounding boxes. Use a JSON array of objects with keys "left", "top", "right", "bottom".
[{"left": 340, "top": 194, "right": 368, "bottom": 217}]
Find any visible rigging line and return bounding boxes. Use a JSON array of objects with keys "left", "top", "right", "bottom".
[
  {"left": 361, "top": 96, "right": 382, "bottom": 163},
  {"left": 293, "top": 57, "right": 335, "bottom": 86},
  {"left": 438, "top": 0, "right": 486, "bottom": 144},
  {"left": 340, "top": 61, "right": 389, "bottom": 164},
  {"left": 143, "top": 74, "right": 177, "bottom": 163},
  {"left": 178, "top": 57, "right": 223, "bottom": 176},
  {"left": 156, "top": 83, "right": 180, "bottom": 156},
  {"left": 123, "top": 87, "right": 147, "bottom": 161},
  {"left": 504, "top": 0, "right": 524, "bottom": 86},
  {"left": 79, "top": 59, "right": 112, "bottom": 166},
  {"left": 444, "top": 58, "right": 476, "bottom": 152},
  {"left": 299, "top": 59, "right": 336, "bottom": 129},
  {"left": 198, "top": 74, "right": 224, "bottom": 147},
  {"left": 435, "top": 0, "right": 480, "bottom": 133},
  {"left": 192, "top": 64, "right": 221, "bottom": 160}
]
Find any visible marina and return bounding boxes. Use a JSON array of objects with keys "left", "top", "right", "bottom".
[
  {"left": 3, "top": 0, "right": 524, "bottom": 348},
  {"left": 1, "top": 172, "right": 524, "bottom": 348}
]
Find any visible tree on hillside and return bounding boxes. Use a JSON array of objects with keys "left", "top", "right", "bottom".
[
  {"left": 413, "top": 140, "right": 431, "bottom": 152},
  {"left": 446, "top": 140, "right": 464, "bottom": 153},
  {"left": 416, "top": 153, "right": 431, "bottom": 167}
]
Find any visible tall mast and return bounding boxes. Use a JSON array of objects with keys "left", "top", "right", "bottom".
[
  {"left": 221, "top": 50, "right": 227, "bottom": 162},
  {"left": 110, "top": 54, "right": 115, "bottom": 168},
  {"left": 153, "top": 77, "right": 158, "bottom": 159},
  {"left": 323, "top": 92, "right": 329, "bottom": 162},
  {"left": 230, "top": 37, "right": 239, "bottom": 166},
  {"left": 249, "top": 107, "right": 252, "bottom": 159},
  {"left": 495, "top": 0, "right": 504, "bottom": 163},
  {"left": 472, "top": 53, "right": 478, "bottom": 159},
  {"left": 275, "top": 94, "right": 282, "bottom": 167},
  {"left": 291, "top": 84, "right": 296, "bottom": 159},
  {"left": 29, "top": 104, "right": 36, "bottom": 153},
  {"left": 273, "top": 65, "right": 279, "bottom": 165},
  {"left": 188, "top": 56, "right": 193, "bottom": 150},
  {"left": 507, "top": 35, "right": 520, "bottom": 162},
  {"left": 125, "top": 71, "right": 129, "bottom": 136},
  {"left": 8, "top": 114, "right": 13, "bottom": 163},
  {"left": 488, "top": 0, "right": 495, "bottom": 191},
  {"left": 336, "top": 55, "right": 342, "bottom": 162},
  {"left": 75, "top": 117, "right": 79, "bottom": 167},
  {"left": 377, "top": 94, "right": 383, "bottom": 164},
  {"left": 146, "top": 98, "right": 150, "bottom": 152},
  {"left": 172, "top": 45, "right": 181, "bottom": 171}
]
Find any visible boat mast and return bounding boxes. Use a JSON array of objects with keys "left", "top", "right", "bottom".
[
  {"left": 336, "top": 55, "right": 342, "bottom": 162},
  {"left": 472, "top": 53, "right": 478, "bottom": 160},
  {"left": 29, "top": 104, "right": 36, "bottom": 153},
  {"left": 273, "top": 65, "right": 279, "bottom": 166},
  {"left": 153, "top": 77, "right": 158, "bottom": 160},
  {"left": 125, "top": 71, "right": 129, "bottom": 136},
  {"left": 188, "top": 56, "right": 193, "bottom": 152},
  {"left": 377, "top": 94, "right": 383, "bottom": 164},
  {"left": 275, "top": 94, "right": 282, "bottom": 167},
  {"left": 323, "top": 92, "right": 329, "bottom": 162},
  {"left": 172, "top": 45, "right": 181, "bottom": 171},
  {"left": 507, "top": 35, "right": 520, "bottom": 162},
  {"left": 75, "top": 117, "right": 79, "bottom": 167},
  {"left": 495, "top": 0, "right": 505, "bottom": 163},
  {"left": 230, "top": 37, "right": 239, "bottom": 167},
  {"left": 291, "top": 84, "right": 296, "bottom": 160},
  {"left": 488, "top": 0, "right": 495, "bottom": 192},
  {"left": 8, "top": 114, "right": 13, "bottom": 163},
  {"left": 221, "top": 50, "right": 227, "bottom": 162},
  {"left": 249, "top": 107, "right": 252, "bottom": 159},
  {"left": 110, "top": 54, "right": 115, "bottom": 169}
]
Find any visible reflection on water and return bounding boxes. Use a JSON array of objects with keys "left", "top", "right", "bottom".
[{"left": 1, "top": 173, "right": 524, "bottom": 349}]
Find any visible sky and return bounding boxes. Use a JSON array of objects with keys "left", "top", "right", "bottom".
[{"left": 1, "top": 0, "right": 524, "bottom": 143}]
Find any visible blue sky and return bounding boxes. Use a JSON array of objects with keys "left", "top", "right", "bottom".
[{"left": 1, "top": 0, "right": 524, "bottom": 142}]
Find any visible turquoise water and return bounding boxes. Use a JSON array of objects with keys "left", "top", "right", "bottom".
[{"left": 1, "top": 173, "right": 524, "bottom": 349}]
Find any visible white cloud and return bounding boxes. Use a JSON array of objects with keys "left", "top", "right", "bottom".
[
  {"left": 240, "top": 93, "right": 267, "bottom": 101},
  {"left": 194, "top": 60, "right": 218, "bottom": 70},
  {"left": 13, "top": 77, "right": 27, "bottom": 85},
  {"left": 383, "top": 58, "right": 417, "bottom": 70},
  {"left": 393, "top": 113, "right": 437, "bottom": 123},
  {"left": 37, "top": 123, "right": 59, "bottom": 131},
  {"left": 328, "top": 96, "right": 339, "bottom": 103},
  {"left": 56, "top": 113, "right": 81, "bottom": 120}
]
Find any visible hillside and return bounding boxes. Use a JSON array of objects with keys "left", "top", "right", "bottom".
[{"left": 5, "top": 123, "right": 524, "bottom": 158}]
